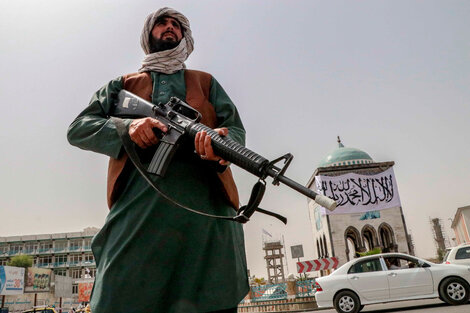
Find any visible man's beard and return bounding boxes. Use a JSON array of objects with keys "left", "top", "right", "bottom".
[{"left": 149, "top": 36, "right": 181, "bottom": 53}]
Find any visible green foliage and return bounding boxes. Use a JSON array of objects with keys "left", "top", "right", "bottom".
[
  {"left": 7, "top": 254, "right": 33, "bottom": 268},
  {"left": 250, "top": 275, "right": 267, "bottom": 286},
  {"left": 357, "top": 247, "right": 382, "bottom": 257},
  {"left": 296, "top": 272, "right": 311, "bottom": 281}
]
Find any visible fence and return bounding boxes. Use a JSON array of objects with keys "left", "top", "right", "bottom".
[{"left": 242, "top": 279, "right": 316, "bottom": 303}]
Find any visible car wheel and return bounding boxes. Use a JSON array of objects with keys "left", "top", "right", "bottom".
[
  {"left": 439, "top": 277, "right": 469, "bottom": 305},
  {"left": 358, "top": 304, "right": 364, "bottom": 312},
  {"left": 334, "top": 290, "right": 361, "bottom": 313}
]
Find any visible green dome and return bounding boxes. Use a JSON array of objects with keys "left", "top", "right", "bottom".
[{"left": 319, "top": 137, "right": 373, "bottom": 167}]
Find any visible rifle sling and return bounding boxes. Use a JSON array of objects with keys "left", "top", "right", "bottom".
[{"left": 113, "top": 117, "right": 287, "bottom": 224}]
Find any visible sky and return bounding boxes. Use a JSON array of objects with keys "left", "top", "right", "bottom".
[{"left": 1, "top": 0, "right": 469, "bottom": 279}]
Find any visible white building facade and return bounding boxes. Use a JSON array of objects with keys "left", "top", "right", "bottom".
[{"left": 451, "top": 205, "right": 470, "bottom": 245}]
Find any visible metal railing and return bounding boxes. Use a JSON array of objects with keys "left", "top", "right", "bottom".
[
  {"left": 68, "top": 260, "right": 81, "bottom": 266},
  {"left": 251, "top": 283, "right": 287, "bottom": 301},
  {"left": 296, "top": 279, "right": 316, "bottom": 297},
  {"left": 38, "top": 248, "right": 53, "bottom": 254},
  {"left": 53, "top": 261, "right": 68, "bottom": 267},
  {"left": 244, "top": 279, "right": 317, "bottom": 303}
]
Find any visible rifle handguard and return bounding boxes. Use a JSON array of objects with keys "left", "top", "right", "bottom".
[{"left": 188, "top": 123, "right": 268, "bottom": 176}]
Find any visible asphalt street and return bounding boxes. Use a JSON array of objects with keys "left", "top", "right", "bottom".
[{"left": 306, "top": 298, "right": 470, "bottom": 313}]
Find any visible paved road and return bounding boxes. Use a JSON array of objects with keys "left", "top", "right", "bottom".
[{"left": 307, "top": 298, "right": 470, "bottom": 313}]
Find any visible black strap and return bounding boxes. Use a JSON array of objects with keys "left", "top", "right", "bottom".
[{"left": 112, "top": 117, "right": 287, "bottom": 224}]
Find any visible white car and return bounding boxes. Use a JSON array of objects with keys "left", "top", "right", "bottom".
[
  {"left": 315, "top": 253, "right": 470, "bottom": 313},
  {"left": 443, "top": 244, "right": 470, "bottom": 266}
]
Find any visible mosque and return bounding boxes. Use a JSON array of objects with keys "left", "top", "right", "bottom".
[{"left": 306, "top": 137, "right": 413, "bottom": 273}]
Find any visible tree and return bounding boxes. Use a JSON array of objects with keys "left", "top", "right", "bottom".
[
  {"left": 7, "top": 254, "right": 33, "bottom": 268},
  {"left": 437, "top": 248, "right": 446, "bottom": 263}
]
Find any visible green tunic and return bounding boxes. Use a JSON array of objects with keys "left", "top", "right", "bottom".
[{"left": 67, "top": 70, "right": 249, "bottom": 313}]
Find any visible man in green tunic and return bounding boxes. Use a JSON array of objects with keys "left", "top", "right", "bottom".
[{"left": 67, "top": 7, "right": 249, "bottom": 313}]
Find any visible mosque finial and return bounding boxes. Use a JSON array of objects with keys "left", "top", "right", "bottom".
[{"left": 337, "top": 136, "right": 344, "bottom": 148}]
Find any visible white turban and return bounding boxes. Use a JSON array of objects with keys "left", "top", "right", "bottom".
[{"left": 139, "top": 7, "right": 194, "bottom": 74}]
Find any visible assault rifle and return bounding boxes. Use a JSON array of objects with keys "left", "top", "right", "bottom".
[{"left": 111, "top": 90, "right": 337, "bottom": 223}]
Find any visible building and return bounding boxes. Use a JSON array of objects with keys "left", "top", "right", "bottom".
[
  {"left": 0, "top": 227, "right": 99, "bottom": 300},
  {"left": 451, "top": 205, "right": 470, "bottom": 244},
  {"left": 306, "top": 138, "right": 412, "bottom": 273}
]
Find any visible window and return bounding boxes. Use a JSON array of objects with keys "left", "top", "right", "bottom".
[
  {"left": 84, "top": 267, "right": 96, "bottom": 278},
  {"left": 71, "top": 268, "right": 82, "bottom": 279},
  {"left": 349, "top": 258, "right": 382, "bottom": 274},
  {"left": 72, "top": 283, "right": 78, "bottom": 294},
  {"left": 456, "top": 248, "right": 470, "bottom": 260},
  {"left": 89, "top": 268, "right": 96, "bottom": 278},
  {"left": 24, "top": 242, "right": 38, "bottom": 253},
  {"left": 0, "top": 259, "right": 8, "bottom": 266},
  {"left": 443, "top": 248, "right": 452, "bottom": 262},
  {"left": 69, "top": 254, "right": 82, "bottom": 265},
  {"left": 54, "top": 269, "right": 67, "bottom": 276},
  {"left": 38, "top": 256, "right": 52, "bottom": 266},
  {"left": 83, "top": 253, "right": 94, "bottom": 264},
  {"left": 0, "top": 244, "right": 7, "bottom": 254},
  {"left": 55, "top": 254, "right": 67, "bottom": 264},
  {"left": 83, "top": 238, "right": 92, "bottom": 250},
  {"left": 54, "top": 241, "right": 67, "bottom": 252},
  {"left": 10, "top": 244, "right": 23, "bottom": 254},
  {"left": 384, "top": 256, "right": 420, "bottom": 270},
  {"left": 39, "top": 241, "right": 52, "bottom": 252},
  {"left": 69, "top": 239, "right": 82, "bottom": 251}
]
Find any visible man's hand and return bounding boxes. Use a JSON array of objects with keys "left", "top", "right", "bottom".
[
  {"left": 195, "top": 128, "right": 230, "bottom": 166},
  {"left": 128, "top": 117, "right": 168, "bottom": 149}
]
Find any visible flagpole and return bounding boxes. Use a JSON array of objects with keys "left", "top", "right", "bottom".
[{"left": 282, "top": 235, "right": 289, "bottom": 275}]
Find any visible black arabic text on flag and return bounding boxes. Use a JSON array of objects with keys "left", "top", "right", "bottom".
[{"left": 314, "top": 168, "right": 401, "bottom": 214}]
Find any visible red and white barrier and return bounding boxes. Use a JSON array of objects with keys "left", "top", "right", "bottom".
[{"left": 296, "top": 257, "right": 339, "bottom": 273}]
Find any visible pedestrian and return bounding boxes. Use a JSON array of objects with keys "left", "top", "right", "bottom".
[{"left": 67, "top": 7, "right": 249, "bottom": 313}]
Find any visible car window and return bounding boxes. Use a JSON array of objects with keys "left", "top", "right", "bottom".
[
  {"left": 384, "top": 256, "right": 420, "bottom": 270},
  {"left": 443, "top": 249, "right": 451, "bottom": 261},
  {"left": 455, "top": 247, "right": 470, "bottom": 260},
  {"left": 348, "top": 258, "right": 382, "bottom": 274}
]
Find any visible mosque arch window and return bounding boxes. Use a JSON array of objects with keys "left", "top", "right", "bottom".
[
  {"left": 344, "top": 226, "right": 363, "bottom": 261},
  {"left": 378, "top": 223, "right": 396, "bottom": 252},
  {"left": 323, "top": 234, "right": 329, "bottom": 257},
  {"left": 362, "top": 224, "right": 378, "bottom": 251},
  {"left": 319, "top": 237, "right": 324, "bottom": 258},
  {"left": 316, "top": 240, "right": 321, "bottom": 259}
]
